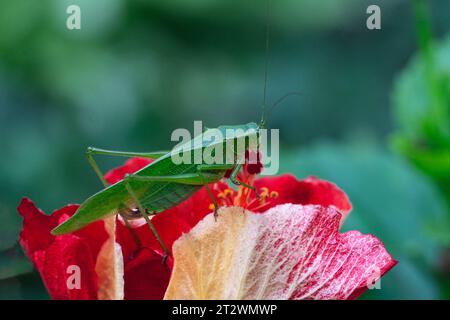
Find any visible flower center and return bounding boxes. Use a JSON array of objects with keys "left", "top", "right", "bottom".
[
  {"left": 208, "top": 153, "right": 277, "bottom": 212},
  {"left": 209, "top": 185, "right": 279, "bottom": 213}
]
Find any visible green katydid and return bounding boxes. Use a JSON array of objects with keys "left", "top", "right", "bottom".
[{"left": 51, "top": 123, "right": 263, "bottom": 259}]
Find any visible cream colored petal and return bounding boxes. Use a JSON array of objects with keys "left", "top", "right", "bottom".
[
  {"left": 164, "top": 205, "right": 396, "bottom": 300},
  {"left": 95, "top": 216, "right": 124, "bottom": 300}
]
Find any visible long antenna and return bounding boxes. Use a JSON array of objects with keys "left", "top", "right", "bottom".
[
  {"left": 261, "top": 0, "right": 272, "bottom": 128},
  {"left": 269, "top": 91, "right": 303, "bottom": 115}
]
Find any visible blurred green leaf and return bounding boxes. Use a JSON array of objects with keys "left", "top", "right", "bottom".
[
  {"left": 391, "top": 33, "right": 450, "bottom": 205},
  {"left": 0, "top": 244, "right": 32, "bottom": 280},
  {"left": 0, "top": 203, "right": 21, "bottom": 252},
  {"left": 392, "top": 33, "right": 450, "bottom": 144},
  {"left": 0, "top": 271, "right": 48, "bottom": 300},
  {"left": 282, "top": 142, "right": 447, "bottom": 299}
]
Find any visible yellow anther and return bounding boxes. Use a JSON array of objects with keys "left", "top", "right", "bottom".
[
  {"left": 224, "top": 189, "right": 234, "bottom": 197},
  {"left": 209, "top": 203, "right": 216, "bottom": 210},
  {"left": 270, "top": 191, "right": 279, "bottom": 198},
  {"left": 260, "top": 187, "right": 269, "bottom": 197},
  {"left": 217, "top": 192, "right": 226, "bottom": 199}
]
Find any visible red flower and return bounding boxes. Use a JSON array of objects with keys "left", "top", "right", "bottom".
[
  {"left": 18, "top": 199, "right": 107, "bottom": 299},
  {"left": 18, "top": 157, "right": 396, "bottom": 300}
]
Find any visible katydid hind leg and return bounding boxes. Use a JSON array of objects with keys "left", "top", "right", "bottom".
[
  {"left": 86, "top": 147, "right": 109, "bottom": 188},
  {"left": 118, "top": 212, "right": 142, "bottom": 249},
  {"left": 86, "top": 147, "right": 168, "bottom": 160},
  {"left": 140, "top": 209, "right": 170, "bottom": 267},
  {"left": 85, "top": 146, "right": 168, "bottom": 188},
  {"left": 123, "top": 175, "right": 170, "bottom": 264}
]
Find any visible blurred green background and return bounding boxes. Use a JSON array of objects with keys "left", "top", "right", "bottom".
[{"left": 0, "top": 0, "right": 449, "bottom": 299}]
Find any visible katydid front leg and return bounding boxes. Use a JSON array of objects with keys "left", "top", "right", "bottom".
[
  {"left": 199, "top": 163, "right": 259, "bottom": 197},
  {"left": 197, "top": 164, "right": 234, "bottom": 219},
  {"left": 204, "top": 184, "right": 219, "bottom": 219},
  {"left": 229, "top": 163, "right": 259, "bottom": 197}
]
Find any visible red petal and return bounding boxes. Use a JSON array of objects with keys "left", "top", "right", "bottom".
[
  {"left": 165, "top": 204, "right": 396, "bottom": 300},
  {"left": 269, "top": 205, "right": 397, "bottom": 299},
  {"left": 18, "top": 198, "right": 64, "bottom": 254},
  {"left": 123, "top": 248, "right": 172, "bottom": 300},
  {"left": 18, "top": 198, "right": 109, "bottom": 299},
  {"left": 104, "top": 157, "right": 153, "bottom": 184},
  {"left": 31, "top": 236, "right": 99, "bottom": 300},
  {"left": 254, "top": 175, "right": 352, "bottom": 219}
]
